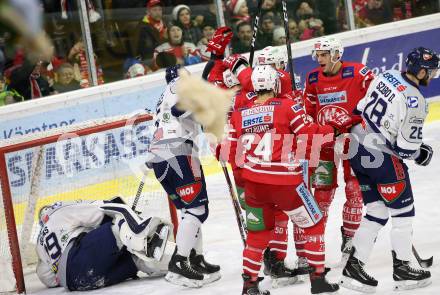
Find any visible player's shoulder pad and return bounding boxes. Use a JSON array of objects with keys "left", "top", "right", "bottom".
[{"left": 307, "top": 71, "right": 319, "bottom": 84}]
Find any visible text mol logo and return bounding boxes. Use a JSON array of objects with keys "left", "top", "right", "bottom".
[
  {"left": 380, "top": 186, "right": 396, "bottom": 194},
  {"left": 178, "top": 187, "right": 194, "bottom": 197}
]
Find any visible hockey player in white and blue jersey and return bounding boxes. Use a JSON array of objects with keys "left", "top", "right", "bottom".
[
  {"left": 340, "top": 47, "right": 439, "bottom": 293},
  {"left": 147, "top": 65, "right": 220, "bottom": 288},
  {"left": 36, "top": 198, "right": 174, "bottom": 291}
]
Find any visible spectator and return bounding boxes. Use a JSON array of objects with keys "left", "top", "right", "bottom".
[
  {"left": 193, "top": 3, "right": 218, "bottom": 28},
  {"left": 261, "top": 0, "right": 281, "bottom": 23},
  {"left": 137, "top": 0, "right": 168, "bottom": 61},
  {"left": 296, "top": 1, "right": 315, "bottom": 21},
  {"left": 0, "top": 76, "right": 24, "bottom": 106},
  {"left": 153, "top": 23, "right": 201, "bottom": 67},
  {"left": 172, "top": 5, "right": 203, "bottom": 45},
  {"left": 68, "top": 41, "right": 105, "bottom": 88},
  {"left": 227, "top": 0, "right": 251, "bottom": 29},
  {"left": 197, "top": 21, "right": 217, "bottom": 61},
  {"left": 256, "top": 13, "right": 275, "bottom": 49},
  {"left": 8, "top": 60, "right": 54, "bottom": 100},
  {"left": 53, "top": 63, "right": 81, "bottom": 93},
  {"left": 357, "top": 0, "right": 393, "bottom": 27},
  {"left": 288, "top": 19, "right": 301, "bottom": 42},
  {"left": 231, "top": 22, "right": 253, "bottom": 54},
  {"left": 298, "top": 16, "right": 325, "bottom": 40},
  {"left": 272, "top": 27, "right": 286, "bottom": 46}
]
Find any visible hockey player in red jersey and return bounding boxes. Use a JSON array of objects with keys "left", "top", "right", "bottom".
[
  {"left": 230, "top": 65, "right": 361, "bottom": 294},
  {"left": 304, "top": 36, "right": 375, "bottom": 265},
  {"left": 223, "top": 46, "right": 297, "bottom": 99}
]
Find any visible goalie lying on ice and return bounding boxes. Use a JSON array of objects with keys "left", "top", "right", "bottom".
[{"left": 35, "top": 198, "right": 174, "bottom": 291}]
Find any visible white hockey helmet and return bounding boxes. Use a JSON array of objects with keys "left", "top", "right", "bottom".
[
  {"left": 251, "top": 65, "right": 279, "bottom": 92},
  {"left": 256, "top": 46, "right": 286, "bottom": 69},
  {"left": 312, "top": 36, "right": 344, "bottom": 62},
  {"left": 223, "top": 69, "right": 240, "bottom": 88}
]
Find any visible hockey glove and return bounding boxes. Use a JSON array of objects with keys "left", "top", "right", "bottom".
[
  {"left": 326, "top": 114, "right": 363, "bottom": 135},
  {"left": 414, "top": 143, "right": 433, "bottom": 166},
  {"left": 207, "top": 26, "right": 233, "bottom": 56},
  {"left": 223, "top": 54, "right": 249, "bottom": 74}
]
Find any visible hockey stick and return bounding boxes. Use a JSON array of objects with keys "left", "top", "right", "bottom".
[
  {"left": 132, "top": 171, "right": 148, "bottom": 215},
  {"left": 412, "top": 245, "right": 433, "bottom": 268},
  {"left": 249, "top": 0, "right": 263, "bottom": 65},
  {"left": 220, "top": 160, "right": 247, "bottom": 246},
  {"left": 281, "top": 0, "right": 297, "bottom": 90}
]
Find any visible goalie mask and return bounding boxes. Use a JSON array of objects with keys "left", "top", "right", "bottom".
[
  {"left": 256, "top": 46, "right": 286, "bottom": 70},
  {"left": 251, "top": 65, "right": 279, "bottom": 93},
  {"left": 406, "top": 47, "right": 440, "bottom": 86},
  {"left": 312, "top": 36, "right": 344, "bottom": 63}
]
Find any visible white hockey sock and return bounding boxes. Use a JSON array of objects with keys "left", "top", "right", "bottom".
[
  {"left": 176, "top": 210, "right": 202, "bottom": 257},
  {"left": 353, "top": 217, "right": 383, "bottom": 263},
  {"left": 390, "top": 217, "right": 413, "bottom": 261},
  {"left": 194, "top": 228, "right": 203, "bottom": 255}
]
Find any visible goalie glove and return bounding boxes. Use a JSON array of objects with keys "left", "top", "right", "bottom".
[
  {"left": 223, "top": 54, "right": 249, "bottom": 75},
  {"left": 414, "top": 143, "right": 433, "bottom": 166},
  {"left": 326, "top": 114, "right": 363, "bottom": 134}
]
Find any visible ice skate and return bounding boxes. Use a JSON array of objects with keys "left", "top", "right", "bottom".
[
  {"left": 242, "top": 274, "right": 270, "bottom": 295},
  {"left": 340, "top": 247, "right": 377, "bottom": 293},
  {"left": 392, "top": 250, "right": 431, "bottom": 291},
  {"left": 310, "top": 271, "right": 339, "bottom": 294},
  {"left": 295, "top": 256, "right": 314, "bottom": 282},
  {"left": 189, "top": 249, "right": 221, "bottom": 284},
  {"left": 165, "top": 249, "right": 204, "bottom": 288},
  {"left": 263, "top": 249, "right": 299, "bottom": 288},
  {"left": 339, "top": 226, "right": 353, "bottom": 267}
]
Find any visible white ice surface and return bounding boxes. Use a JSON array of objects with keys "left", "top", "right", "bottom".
[{"left": 26, "top": 121, "right": 440, "bottom": 295}]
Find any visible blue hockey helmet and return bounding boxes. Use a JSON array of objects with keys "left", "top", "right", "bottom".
[
  {"left": 405, "top": 47, "right": 439, "bottom": 77},
  {"left": 165, "top": 64, "right": 182, "bottom": 84}
]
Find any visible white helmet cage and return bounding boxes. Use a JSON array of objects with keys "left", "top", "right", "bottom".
[
  {"left": 251, "top": 65, "right": 280, "bottom": 93},
  {"left": 256, "top": 46, "right": 287, "bottom": 70},
  {"left": 312, "top": 36, "right": 344, "bottom": 63},
  {"left": 223, "top": 69, "right": 240, "bottom": 88}
]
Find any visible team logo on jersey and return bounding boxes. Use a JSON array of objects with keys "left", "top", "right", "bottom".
[
  {"left": 317, "top": 90, "right": 347, "bottom": 105},
  {"left": 359, "top": 66, "right": 370, "bottom": 76},
  {"left": 377, "top": 181, "right": 406, "bottom": 203},
  {"left": 407, "top": 96, "right": 419, "bottom": 108},
  {"left": 342, "top": 67, "right": 354, "bottom": 78},
  {"left": 177, "top": 182, "right": 202, "bottom": 204},
  {"left": 291, "top": 104, "right": 303, "bottom": 113},
  {"left": 317, "top": 105, "right": 349, "bottom": 125},
  {"left": 242, "top": 112, "right": 273, "bottom": 128}
]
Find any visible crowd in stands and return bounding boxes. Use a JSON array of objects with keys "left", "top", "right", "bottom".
[{"left": 0, "top": 0, "right": 438, "bottom": 106}]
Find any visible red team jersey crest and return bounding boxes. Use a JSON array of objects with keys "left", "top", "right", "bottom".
[{"left": 304, "top": 61, "right": 374, "bottom": 125}]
